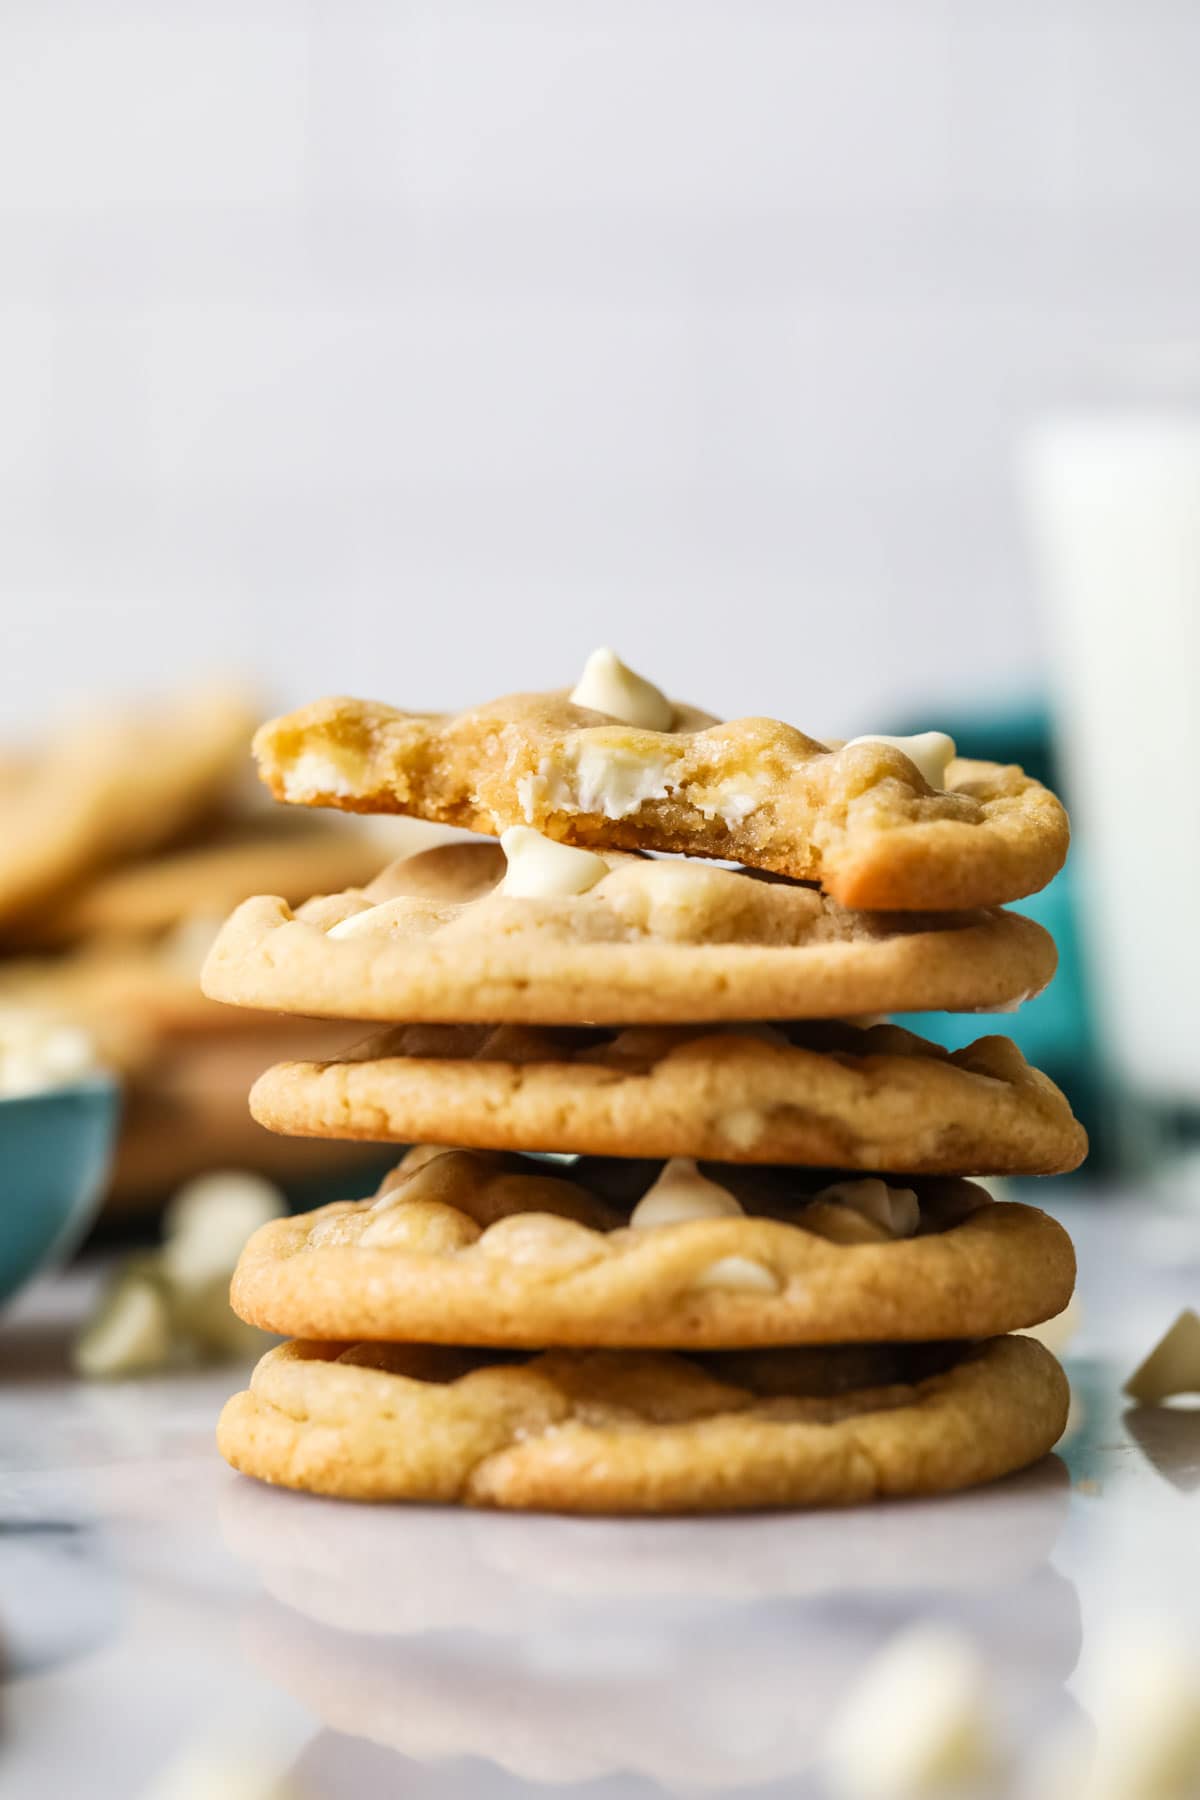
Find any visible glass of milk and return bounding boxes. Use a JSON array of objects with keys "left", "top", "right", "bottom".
[{"left": 1024, "top": 384, "right": 1200, "bottom": 1189}]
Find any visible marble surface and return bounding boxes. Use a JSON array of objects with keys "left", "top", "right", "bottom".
[{"left": 1, "top": 1196, "right": 1197, "bottom": 1800}]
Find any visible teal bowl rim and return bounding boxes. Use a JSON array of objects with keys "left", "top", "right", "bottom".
[{"left": 0, "top": 1072, "right": 122, "bottom": 1308}]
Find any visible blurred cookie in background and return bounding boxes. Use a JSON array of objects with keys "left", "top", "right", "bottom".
[{"left": 0, "top": 682, "right": 427, "bottom": 1220}]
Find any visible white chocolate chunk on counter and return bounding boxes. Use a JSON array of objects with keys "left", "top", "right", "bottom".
[
  {"left": 630, "top": 1158, "right": 745, "bottom": 1228},
  {"left": 73, "top": 1270, "right": 173, "bottom": 1378},
  {"left": 1124, "top": 1308, "right": 1200, "bottom": 1403},
  {"left": 815, "top": 1178, "right": 921, "bottom": 1239},
  {"left": 569, "top": 647, "right": 676, "bottom": 731},
  {"left": 1088, "top": 1633, "right": 1200, "bottom": 1800},
  {"left": 825, "top": 1624, "right": 994, "bottom": 1798},
  {"left": 844, "top": 731, "right": 957, "bottom": 792},
  {"left": 497, "top": 826, "right": 608, "bottom": 899},
  {"left": 162, "top": 1170, "right": 288, "bottom": 1286}
]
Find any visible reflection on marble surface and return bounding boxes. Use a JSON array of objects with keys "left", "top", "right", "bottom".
[{"left": 1, "top": 1200, "right": 1197, "bottom": 1800}]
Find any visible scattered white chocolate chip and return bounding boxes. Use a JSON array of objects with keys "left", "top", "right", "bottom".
[
  {"left": 140, "top": 1743, "right": 302, "bottom": 1800},
  {"left": 569, "top": 647, "right": 675, "bottom": 731},
  {"left": 0, "top": 1005, "right": 98, "bottom": 1099},
  {"left": 1021, "top": 1293, "right": 1084, "bottom": 1356},
  {"left": 497, "top": 826, "right": 608, "bottom": 899},
  {"left": 843, "top": 731, "right": 957, "bottom": 792},
  {"left": 815, "top": 1178, "right": 921, "bottom": 1239},
  {"left": 825, "top": 1624, "right": 993, "bottom": 1799},
  {"left": 630, "top": 1159, "right": 745, "bottom": 1228},
  {"left": 1124, "top": 1308, "right": 1200, "bottom": 1404},
  {"left": 161, "top": 1171, "right": 288, "bottom": 1288},
  {"left": 1087, "top": 1633, "right": 1200, "bottom": 1800},
  {"left": 76, "top": 1169, "right": 286, "bottom": 1379},
  {"left": 74, "top": 1269, "right": 173, "bottom": 1379},
  {"left": 692, "top": 1255, "right": 780, "bottom": 1294}
]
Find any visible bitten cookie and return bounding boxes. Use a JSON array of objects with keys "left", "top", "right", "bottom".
[
  {"left": 248, "top": 1019, "right": 1087, "bottom": 1176},
  {"left": 229, "top": 1149, "right": 1076, "bottom": 1348},
  {"left": 251, "top": 669, "right": 1068, "bottom": 909},
  {"left": 202, "top": 842, "right": 1057, "bottom": 1025},
  {"left": 217, "top": 1334, "right": 1068, "bottom": 1511}
]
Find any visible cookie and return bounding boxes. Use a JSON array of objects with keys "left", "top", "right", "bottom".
[
  {"left": 16, "top": 812, "right": 386, "bottom": 949},
  {"left": 0, "top": 684, "right": 256, "bottom": 928},
  {"left": 201, "top": 842, "right": 1057, "bottom": 1025},
  {"left": 217, "top": 1334, "right": 1068, "bottom": 1510},
  {"left": 252, "top": 687, "right": 1068, "bottom": 909},
  {"left": 248, "top": 1019, "right": 1086, "bottom": 1175},
  {"left": 229, "top": 1150, "right": 1075, "bottom": 1347}
]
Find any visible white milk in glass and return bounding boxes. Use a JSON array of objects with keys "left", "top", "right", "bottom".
[{"left": 1024, "top": 418, "right": 1200, "bottom": 1107}]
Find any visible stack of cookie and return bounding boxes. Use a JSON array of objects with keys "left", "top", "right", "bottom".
[{"left": 209, "top": 651, "right": 1086, "bottom": 1514}]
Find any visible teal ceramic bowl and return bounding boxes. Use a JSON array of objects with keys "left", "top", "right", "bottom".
[{"left": 0, "top": 1076, "right": 121, "bottom": 1308}]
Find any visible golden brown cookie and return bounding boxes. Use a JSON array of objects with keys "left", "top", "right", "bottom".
[
  {"left": 201, "top": 843, "right": 1057, "bottom": 1025},
  {"left": 217, "top": 1334, "right": 1068, "bottom": 1511},
  {"left": 0, "top": 684, "right": 256, "bottom": 927},
  {"left": 229, "top": 1150, "right": 1075, "bottom": 1347},
  {"left": 248, "top": 1019, "right": 1086, "bottom": 1175},
  {"left": 252, "top": 690, "right": 1068, "bottom": 909}
]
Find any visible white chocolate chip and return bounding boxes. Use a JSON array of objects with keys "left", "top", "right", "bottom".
[
  {"left": 497, "top": 826, "right": 608, "bottom": 899},
  {"left": 692, "top": 1255, "right": 780, "bottom": 1294},
  {"left": 161, "top": 1170, "right": 288, "bottom": 1288},
  {"left": 327, "top": 900, "right": 398, "bottom": 940},
  {"left": 569, "top": 647, "right": 675, "bottom": 731},
  {"left": 281, "top": 747, "right": 363, "bottom": 802},
  {"left": 1124, "top": 1308, "right": 1200, "bottom": 1404},
  {"left": 825, "top": 1624, "right": 993, "bottom": 1798},
  {"left": 815, "top": 1178, "right": 921, "bottom": 1240},
  {"left": 843, "top": 731, "right": 957, "bottom": 792},
  {"left": 719, "top": 1108, "right": 766, "bottom": 1150},
  {"left": 0, "top": 1005, "right": 97, "bottom": 1098},
  {"left": 74, "top": 1271, "right": 174, "bottom": 1378},
  {"left": 630, "top": 1159, "right": 745, "bottom": 1228},
  {"left": 1087, "top": 1633, "right": 1200, "bottom": 1800},
  {"left": 569, "top": 743, "right": 676, "bottom": 819},
  {"left": 477, "top": 1213, "right": 601, "bottom": 1272}
]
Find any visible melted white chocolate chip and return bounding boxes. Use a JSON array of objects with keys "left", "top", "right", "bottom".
[
  {"left": 630, "top": 1158, "right": 745, "bottom": 1228},
  {"left": 692, "top": 1255, "right": 780, "bottom": 1294},
  {"left": 569, "top": 647, "right": 675, "bottom": 731},
  {"left": 843, "top": 731, "right": 957, "bottom": 792},
  {"left": 497, "top": 826, "right": 608, "bottom": 899},
  {"left": 815, "top": 1178, "right": 921, "bottom": 1239}
]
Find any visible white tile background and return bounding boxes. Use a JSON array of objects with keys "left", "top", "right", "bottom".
[{"left": 3, "top": 0, "right": 1199, "bottom": 732}]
